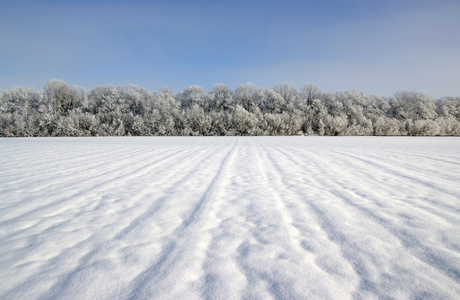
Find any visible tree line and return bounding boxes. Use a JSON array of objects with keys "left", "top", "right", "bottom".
[{"left": 1, "top": 79, "right": 459, "bottom": 137}]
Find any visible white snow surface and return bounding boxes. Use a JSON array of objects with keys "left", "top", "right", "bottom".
[{"left": 1, "top": 137, "right": 459, "bottom": 299}]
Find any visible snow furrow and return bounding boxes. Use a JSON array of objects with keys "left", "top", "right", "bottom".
[
  {"left": 0, "top": 137, "right": 459, "bottom": 300},
  {"left": 266, "top": 138, "right": 460, "bottom": 298},
  {"left": 0, "top": 147, "right": 188, "bottom": 225},
  {"left": 256, "top": 140, "right": 359, "bottom": 299},
  {"left": 124, "top": 140, "right": 238, "bottom": 299}
]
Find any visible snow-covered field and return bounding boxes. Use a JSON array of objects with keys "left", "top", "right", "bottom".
[{"left": 1, "top": 137, "right": 459, "bottom": 299}]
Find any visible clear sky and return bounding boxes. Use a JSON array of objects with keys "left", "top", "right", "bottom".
[{"left": 1, "top": 0, "right": 459, "bottom": 98}]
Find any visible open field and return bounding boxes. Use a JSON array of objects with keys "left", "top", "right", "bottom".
[{"left": 1, "top": 137, "right": 459, "bottom": 299}]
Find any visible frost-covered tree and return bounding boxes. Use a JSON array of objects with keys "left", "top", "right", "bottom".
[
  {"left": 373, "top": 117, "right": 404, "bottom": 136},
  {"left": 274, "top": 83, "right": 298, "bottom": 106},
  {"left": 307, "top": 99, "right": 328, "bottom": 135},
  {"left": 235, "top": 82, "right": 259, "bottom": 113},
  {"left": 390, "top": 91, "right": 437, "bottom": 120},
  {"left": 124, "top": 84, "right": 151, "bottom": 116},
  {"left": 147, "top": 87, "right": 181, "bottom": 135},
  {"left": 436, "top": 97, "right": 460, "bottom": 120},
  {"left": 261, "top": 89, "right": 286, "bottom": 114},
  {"left": 336, "top": 91, "right": 373, "bottom": 135},
  {"left": 0, "top": 87, "right": 46, "bottom": 136},
  {"left": 1, "top": 81, "right": 459, "bottom": 137},
  {"left": 184, "top": 104, "right": 211, "bottom": 135},
  {"left": 87, "top": 85, "right": 126, "bottom": 115},
  {"left": 232, "top": 105, "right": 259, "bottom": 135},
  {"left": 300, "top": 83, "right": 320, "bottom": 106},
  {"left": 206, "top": 84, "right": 233, "bottom": 112},
  {"left": 208, "top": 110, "right": 231, "bottom": 135},
  {"left": 366, "top": 94, "right": 390, "bottom": 121},
  {"left": 176, "top": 86, "right": 205, "bottom": 109},
  {"left": 44, "top": 79, "right": 81, "bottom": 116}
]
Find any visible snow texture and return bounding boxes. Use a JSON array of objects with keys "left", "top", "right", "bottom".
[{"left": 1, "top": 137, "right": 459, "bottom": 299}]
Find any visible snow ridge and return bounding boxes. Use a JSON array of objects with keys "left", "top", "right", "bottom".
[{"left": 0, "top": 137, "right": 459, "bottom": 299}]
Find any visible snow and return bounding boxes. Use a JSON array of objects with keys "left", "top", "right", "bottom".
[{"left": 1, "top": 136, "right": 459, "bottom": 299}]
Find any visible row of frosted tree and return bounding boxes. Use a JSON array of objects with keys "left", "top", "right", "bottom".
[{"left": 1, "top": 79, "right": 460, "bottom": 137}]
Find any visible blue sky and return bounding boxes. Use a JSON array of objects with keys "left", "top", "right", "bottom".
[{"left": 1, "top": 0, "right": 459, "bottom": 97}]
